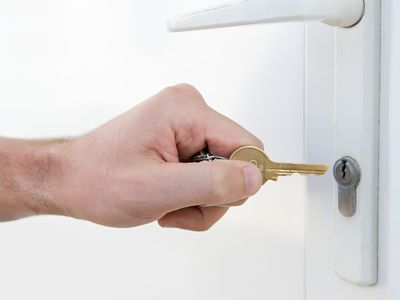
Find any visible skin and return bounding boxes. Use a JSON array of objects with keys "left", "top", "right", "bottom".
[{"left": 0, "top": 84, "right": 263, "bottom": 231}]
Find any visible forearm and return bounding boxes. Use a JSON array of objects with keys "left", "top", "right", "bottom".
[{"left": 0, "top": 138, "right": 68, "bottom": 221}]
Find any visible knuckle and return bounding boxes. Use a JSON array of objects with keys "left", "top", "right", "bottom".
[
  {"left": 173, "top": 83, "right": 199, "bottom": 94},
  {"left": 162, "top": 83, "right": 205, "bottom": 105}
]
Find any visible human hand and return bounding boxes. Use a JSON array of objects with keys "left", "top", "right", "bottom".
[{"left": 9, "top": 84, "right": 263, "bottom": 230}]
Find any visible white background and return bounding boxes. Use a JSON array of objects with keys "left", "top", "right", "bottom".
[{"left": 0, "top": 1, "right": 308, "bottom": 299}]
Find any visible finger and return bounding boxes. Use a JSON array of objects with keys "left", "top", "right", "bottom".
[
  {"left": 176, "top": 109, "right": 264, "bottom": 160},
  {"left": 155, "top": 160, "right": 262, "bottom": 210},
  {"left": 158, "top": 206, "right": 229, "bottom": 231},
  {"left": 204, "top": 109, "right": 264, "bottom": 158},
  {"left": 161, "top": 84, "right": 264, "bottom": 160}
]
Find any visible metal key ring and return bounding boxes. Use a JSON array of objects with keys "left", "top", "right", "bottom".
[{"left": 191, "top": 149, "right": 228, "bottom": 162}]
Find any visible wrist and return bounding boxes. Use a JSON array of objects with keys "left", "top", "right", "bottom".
[{"left": 0, "top": 138, "right": 71, "bottom": 220}]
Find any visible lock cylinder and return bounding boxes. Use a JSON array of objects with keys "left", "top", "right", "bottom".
[{"left": 333, "top": 157, "right": 361, "bottom": 217}]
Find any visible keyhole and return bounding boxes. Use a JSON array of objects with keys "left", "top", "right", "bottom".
[
  {"left": 334, "top": 157, "right": 360, "bottom": 187},
  {"left": 341, "top": 162, "right": 348, "bottom": 180},
  {"left": 338, "top": 160, "right": 354, "bottom": 185}
]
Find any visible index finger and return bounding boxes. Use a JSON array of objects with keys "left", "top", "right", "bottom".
[
  {"left": 166, "top": 84, "right": 263, "bottom": 160},
  {"left": 203, "top": 108, "right": 264, "bottom": 158}
]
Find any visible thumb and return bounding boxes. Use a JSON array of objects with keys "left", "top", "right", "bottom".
[{"left": 158, "top": 160, "right": 262, "bottom": 209}]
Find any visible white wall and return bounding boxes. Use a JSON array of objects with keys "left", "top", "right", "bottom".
[{"left": 0, "top": 1, "right": 306, "bottom": 299}]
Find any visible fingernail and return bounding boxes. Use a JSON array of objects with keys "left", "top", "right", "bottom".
[{"left": 242, "top": 165, "right": 262, "bottom": 195}]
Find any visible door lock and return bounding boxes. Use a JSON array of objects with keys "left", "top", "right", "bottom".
[{"left": 333, "top": 157, "right": 361, "bottom": 217}]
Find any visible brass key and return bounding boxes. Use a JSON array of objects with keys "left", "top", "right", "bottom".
[{"left": 230, "top": 146, "right": 328, "bottom": 185}]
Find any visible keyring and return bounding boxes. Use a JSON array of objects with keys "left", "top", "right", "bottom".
[{"left": 191, "top": 149, "right": 228, "bottom": 162}]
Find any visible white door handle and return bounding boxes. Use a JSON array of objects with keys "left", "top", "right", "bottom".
[{"left": 168, "top": 0, "right": 364, "bottom": 32}]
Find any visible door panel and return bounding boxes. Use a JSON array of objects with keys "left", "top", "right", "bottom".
[
  {"left": 305, "top": 22, "right": 386, "bottom": 300},
  {"left": 382, "top": 1, "right": 400, "bottom": 299}
]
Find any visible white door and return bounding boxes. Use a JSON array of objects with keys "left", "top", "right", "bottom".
[
  {"left": 168, "top": 1, "right": 400, "bottom": 299},
  {"left": 0, "top": 1, "right": 398, "bottom": 299},
  {"left": 305, "top": 0, "right": 399, "bottom": 298}
]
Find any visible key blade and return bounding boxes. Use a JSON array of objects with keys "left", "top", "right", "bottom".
[
  {"left": 265, "top": 162, "right": 329, "bottom": 179},
  {"left": 273, "top": 163, "right": 328, "bottom": 175}
]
